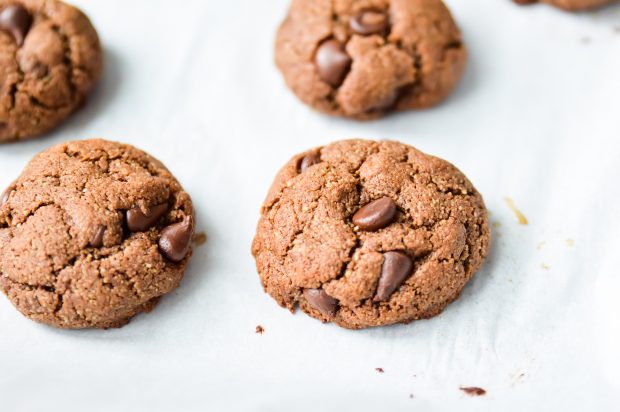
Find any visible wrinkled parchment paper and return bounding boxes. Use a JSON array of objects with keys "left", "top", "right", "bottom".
[{"left": 1, "top": 0, "right": 619, "bottom": 410}]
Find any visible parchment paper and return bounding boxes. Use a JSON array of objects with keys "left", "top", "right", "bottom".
[{"left": 1, "top": 0, "right": 619, "bottom": 410}]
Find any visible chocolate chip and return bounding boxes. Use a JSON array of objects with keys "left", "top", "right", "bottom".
[
  {"left": 350, "top": 10, "right": 389, "bottom": 36},
  {"left": 303, "top": 288, "right": 339, "bottom": 316},
  {"left": 374, "top": 251, "right": 413, "bottom": 302},
  {"left": 1, "top": 184, "right": 15, "bottom": 207},
  {"left": 158, "top": 215, "right": 194, "bottom": 262},
  {"left": 90, "top": 225, "right": 106, "bottom": 248},
  {"left": 298, "top": 152, "right": 321, "bottom": 173},
  {"left": 315, "top": 39, "right": 352, "bottom": 87},
  {"left": 0, "top": 5, "right": 33, "bottom": 46},
  {"left": 352, "top": 197, "right": 397, "bottom": 231},
  {"left": 371, "top": 88, "right": 400, "bottom": 112},
  {"left": 126, "top": 203, "right": 168, "bottom": 232}
]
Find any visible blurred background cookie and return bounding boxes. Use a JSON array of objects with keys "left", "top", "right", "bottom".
[
  {"left": 0, "top": 0, "right": 102, "bottom": 142},
  {"left": 513, "top": 0, "right": 615, "bottom": 11},
  {"left": 275, "top": 0, "right": 467, "bottom": 120}
]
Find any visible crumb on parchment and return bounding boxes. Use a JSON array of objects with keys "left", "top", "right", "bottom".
[{"left": 460, "top": 387, "right": 486, "bottom": 396}]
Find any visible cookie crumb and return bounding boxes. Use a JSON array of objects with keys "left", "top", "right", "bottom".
[
  {"left": 504, "top": 197, "right": 528, "bottom": 225},
  {"left": 565, "top": 238, "right": 574, "bottom": 247},
  {"left": 192, "top": 232, "right": 208, "bottom": 246},
  {"left": 255, "top": 325, "right": 265, "bottom": 334},
  {"left": 375, "top": 368, "right": 385, "bottom": 373},
  {"left": 537, "top": 241, "right": 546, "bottom": 251},
  {"left": 541, "top": 263, "right": 550, "bottom": 270},
  {"left": 492, "top": 221, "right": 501, "bottom": 229},
  {"left": 510, "top": 371, "right": 527, "bottom": 387},
  {"left": 460, "top": 387, "right": 486, "bottom": 396}
]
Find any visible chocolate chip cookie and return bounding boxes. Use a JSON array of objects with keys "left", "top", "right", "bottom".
[
  {"left": 513, "top": 0, "right": 614, "bottom": 10},
  {"left": 0, "top": 139, "right": 195, "bottom": 329},
  {"left": 0, "top": 0, "right": 102, "bottom": 142},
  {"left": 252, "top": 139, "right": 490, "bottom": 329},
  {"left": 275, "top": 0, "right": 467, "bottom": 120}
]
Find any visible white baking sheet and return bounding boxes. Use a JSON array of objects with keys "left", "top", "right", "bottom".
[{"left": 1, "top": 0, "right": 619, "bottom": 410}]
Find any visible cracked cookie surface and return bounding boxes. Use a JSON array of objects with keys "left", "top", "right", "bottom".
[
  {"left": 0, "top": 0, "right": 102, "bottom": 142},
  {"left": 275, "top": 0, "right": 467, "bottom": 120},
  {"left": 252, "top": 139, "right": 490, "bottom": 329},
  {"left": 512, "top": 0, "right": 614, "bottom": 10},
  {"left": 0, "top": 139, "right": 195, "bottom": 329}
]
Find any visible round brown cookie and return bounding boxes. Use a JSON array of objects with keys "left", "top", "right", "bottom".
[
  {"left": 513, "top": 0, "right": 614, "bottom": 11},
  {"left": 0, "top": 0, "right": 102, "bottom": 142},
  {"left": 252, "top": 139, "right": 490, "bottom": 329},
  {"left": 0, "top": 139, "right": 195, "bottom": 329},
  {"left": 275, "top": 0, "right": 467, "bottom": 120}
]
